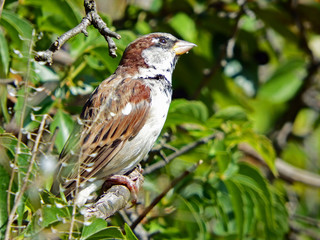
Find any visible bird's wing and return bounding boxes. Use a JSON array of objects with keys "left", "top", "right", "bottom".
[{"left": 52, "top": 77, "right": 151, "bottom": 198}]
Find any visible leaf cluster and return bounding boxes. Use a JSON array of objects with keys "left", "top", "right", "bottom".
[{"left": 1, "top": 0, "right": 320, "bottom": 239}]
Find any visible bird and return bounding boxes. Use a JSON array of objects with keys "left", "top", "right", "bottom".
[{"left": 51, "top": 32, "right": 196, "bottom": 206}]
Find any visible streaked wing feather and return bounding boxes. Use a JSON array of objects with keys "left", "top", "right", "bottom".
[{"left": 53, "top": 77, "right": 151, "bottom": 198}]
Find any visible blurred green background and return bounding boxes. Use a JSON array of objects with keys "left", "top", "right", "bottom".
[{"left": 1, "top": 0, "right": 320, "bottom": 239}]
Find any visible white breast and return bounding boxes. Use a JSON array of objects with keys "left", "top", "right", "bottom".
[
  {"left": 77, "top": 82, "right": 171, "bottom": 205},
  {"left": 98, "top": 80, "right": 172, "bottom": 177}
]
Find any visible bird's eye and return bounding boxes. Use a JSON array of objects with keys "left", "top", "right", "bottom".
[{"left": 159, "top": 37, "right": 167, "bottom": 44}]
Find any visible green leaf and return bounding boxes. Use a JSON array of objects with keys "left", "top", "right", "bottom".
[
  {"left": 0, "top": 165, "right": 10, "bottom": 239},
  {"left": 214, "top": 106, "right": 248, "bottom": 122},
  {"left": 214, "top": 187, "right": 235, "bottom": 235},
  {"left": 81, "top": 218, "right": 124, "bottom": 240},
  {"left": 244, "top": 134, "right": 276, "bottom": 174},
  {"left": 248, "top": 99, "right": 286, "bottom": 133},
  {"left": 1, "top": 10, "right": 33, "bottom": 47},
  {"left": 50, "top": 110, "right": 74, "bottom": 153},
  {"left": 41, "top": 204, "right": 70, "bottom": 227},
  {"left": 34, "top": 62, "right": 60, "bottom": 82},
  {"left": 254, "top": 8, "right": 298, "bottom": 43},
  {"left": 221, "top": 161, "right": 239, "bottom": 180},
  {"left": 225, "top": 124, "right": 276, "bottom": 174},
  {"left": 165, "top": 99, "right": 208, "bottom": 127},
  {"left": 84, "top": 54, "right": 108, "bottom": 70},
  {"left": 24, "top": 0, "right": 81, "bottom": 31},
  {"left": 0, "top": 133, "right": 32, "bottom": 181},
  {"left": 281, "top": 142, "right": 308, "bottom": 168},
  {"left": 292, "top": 108, "right": 318, "bottom": 136},
  {"left": 233, "top": 165, "right": 270, "bottom": 201},
  {"left": 242, "top": 191, "right": 254, "bottom": 234},
  {"left": 233, "top": 163, "right": 274, "bottom": 230},
  {"left": 124, "top": 223, "right": 138, "bottom": 240},
  {"left": 0, "top": 29, "right": 10, "bottom": 76},
  {"left": 91, "top": 47, "right": 120, "bottom": 74},
  {"left": 134, "top": 20, "right": 152, "bottom": 35},
  {"left": 224, "top": 181, "right": 244, "bottom": 239},
  {"left": 169, "top": 12, "right": 197, "bottom": 43},
  {"left": 258, "top": 59, "right": 306, "bottom": 103},
  {"left": 0, "top": 85, "right": 10, "bottom": 123}
]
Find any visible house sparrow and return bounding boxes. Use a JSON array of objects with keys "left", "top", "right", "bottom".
[{"left": 51, "top": 32, "right": 196, "bottom": 205}]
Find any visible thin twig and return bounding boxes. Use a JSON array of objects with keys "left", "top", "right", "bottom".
[
  {"left": 35, "top": 0, "right": 121, "bottom": 65},
  {"left": 0, "top": 79, "right": 15, "bottom": 84},
  {"left": 119, "top": 210, "right": 149, "bottom": 240},
  {"left": 292, "top": 214, "right": 320, "bottom": 228},
  {"left": 82, "top": 168, "right": 144, "bottom": 219},
  {"left": 144, "top": 133, "right": 217, "bottom": 175},
  {"left": 5, "top": 114, "right": 48, "bottom": 240},
  {"left": 0, "top": 0, "right": 4, "bottom": 17},
  {"left": 273, "top": 0, "right": 320, "bottom": 150},
  {"left": 131, "top": 160, "right": 203, "bottom": 230},
  {"left": 238, "top": 143, "right": 320, "bottom": 188},
  {"left": 81, "top": 133, "right": 216, "bottom": 220},
  {"left": 290, "top": 222, "right": 320, "bottom": 240},
  {"left": 68, "top": 128, "right": 85, "bottom": 239},
  {"left": 5, "top": 30, "right": 35, "bottom": 240},
  {"left": 276, "top": 159, "right": 320, "bottom": 188}
]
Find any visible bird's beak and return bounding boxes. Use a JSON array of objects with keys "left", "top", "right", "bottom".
[{"left": 173, "top": 40, "right": 197, "bottom": 55}]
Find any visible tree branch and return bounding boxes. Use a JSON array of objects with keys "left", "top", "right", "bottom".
[
  {"left": 131, "top": 160, "right": 203, "bottom": 230},
  {"left": 35, "top": 0, "right": 121, "bottom": 65},
  {"left": 5, "top": 114, "right": 49, "bottom": 240},
  {"left": 81, "top": 131, "right": 214, "bottom": 220},
  {"left": 0, "top": 0, "right": 4, "bottom": 17},
  {"left": 144, "top": 133, "right": 217, "bottom": 175},
  {"left": 81, "top": 167, "right": 144, "bottom": 219},
  {"left": 273, "top": 0, "right": 320, "bottom": 150},
  {"left": 238, "top": 143, "right": 320, "bottom": 188}
]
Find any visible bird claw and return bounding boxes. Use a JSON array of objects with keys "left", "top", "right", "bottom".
[{"left": 102, "top": 167, "right": 144, "bottom": 204}]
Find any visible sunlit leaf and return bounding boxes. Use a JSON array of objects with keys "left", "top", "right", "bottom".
[
  {"left": 0, "top": 133, "right": 32, "bottom": 177},
  {"left": 50, "top": 110, "right": 74, "bottom": 153},
  {"left": 81, "top": 218, "right": 124, "bottom": 240},
  {"left": 292, "top": 108, "right": 318, "bottom": 137},
  {"left": 124, "top": 223, "right": 138, "bottom": 240},
  {"left": 214, "top": 106, "right": 248, "bottom": 122},
  {"left": 258, "top": 59, "right": 306, "bottom": 103},
  {"left": 0, "top": 85, "right": 10, "bottom": 123},
  {"left": 165, "top": 99, "right": 208, "bottom": 127},
  {"left": 224, "top": 181, "right": 244, "bottom": 239},
  {"left": 169, "top": 12, "right": 197, "bottom": 43},
  {"left": 0, "top": 10, "right": 33, "bottom": 47},
  {"left": 41, "top": 204, "right": 70, "bottom": 227},
  {"left": 0, "top": 165, "right": 10, "bottom": 238},
  {"left": 24, "top": 0, "right": 81, "bottom": 31},
  {"left": 233, "top": 163, "right": 275, "bottom": 231},
  {"left": 254, "top": 8, "right": 298, "bottom": 43},
  {"left": 0, "top": 29, "right": 10, "bottom": 76}
]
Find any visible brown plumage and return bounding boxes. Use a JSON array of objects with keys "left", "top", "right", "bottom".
[{"left": 51, "top": 33, "right": 196, "bottom": 205}]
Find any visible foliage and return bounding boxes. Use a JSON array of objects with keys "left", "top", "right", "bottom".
[{"left": 1, "top": 0, "right": 320, "bottom": 239}]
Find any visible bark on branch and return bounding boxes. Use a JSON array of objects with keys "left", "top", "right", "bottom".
[
  {"left": 82, "top": 167, "right": 144, "bottom": 219},
  {"left": 35, "top": 0, "right": 121, "bottom": 65},
  {"left": 239, "top": 143, "right": 320, "bottom": 188}
]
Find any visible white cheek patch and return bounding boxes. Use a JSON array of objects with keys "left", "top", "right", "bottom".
[
  {"left": 140, "top": 47, "right": 175, "bottom": 82},
  {"left": 122, "top": 103, "right": 132, "bottom": 115},
  {"left": 142, "top": 48, "right": 172, "bottom": 65}
]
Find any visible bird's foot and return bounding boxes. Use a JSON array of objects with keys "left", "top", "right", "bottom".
[{"left": 102, "top": 166, "right": 144, "bottom": 204}]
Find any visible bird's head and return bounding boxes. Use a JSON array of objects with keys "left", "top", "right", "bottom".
[{"left": 116, "top": 33, "right": 196, "bottom": 81}]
